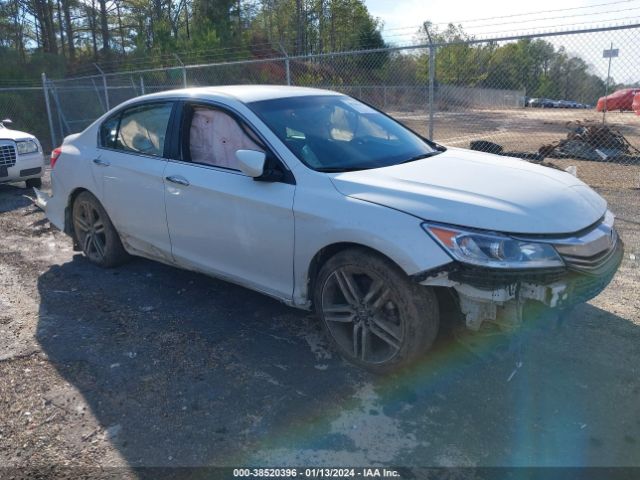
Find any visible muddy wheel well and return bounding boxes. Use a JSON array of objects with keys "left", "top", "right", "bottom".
[
  {"left": 64, "top": 187, "right": 89, "bottom": 239},
  {"left": 432, "top": 287, "right": 462, "bottom": 332}
]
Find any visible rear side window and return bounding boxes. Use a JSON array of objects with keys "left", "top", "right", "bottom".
[
  {"left": 117, "top": 102, "right": 173, "bottom": 157},
  {"left": 98, "top": 102, "right": 173, "bottom": 156},
  {"left": 99, "top": 114, "right": 120, "bottom": 149}
]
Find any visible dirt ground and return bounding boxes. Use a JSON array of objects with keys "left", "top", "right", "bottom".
[
  {"left": 1, "top": 141, "right": 639, "bottom": 476},
  {"left": 400, "top": 108, "right": 640, "bottom": 190}
]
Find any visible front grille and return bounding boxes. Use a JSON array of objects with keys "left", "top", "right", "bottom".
[
  {"left": 561, "top": 237, "right": 623, "bottom": 305},
  {"left": 559, "top": 230, "right": 621, "bottom": 276},
  {"left": 0, "top": 144, "right": 17, "bottom": 167}
]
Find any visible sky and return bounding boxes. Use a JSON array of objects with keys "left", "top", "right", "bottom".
[{"left": 365, "top": 0, "right": 640, "bottom": 82}]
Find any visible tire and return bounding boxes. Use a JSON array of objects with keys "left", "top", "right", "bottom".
[
  {"left": 72, "top": 191, "right": 130, "bottom": 268},
  {"left": 313, "top": 248, "right": 439, "bottom": 373},
  {"left": 25, "top": 178, "right": 42, "bottom": 189}
]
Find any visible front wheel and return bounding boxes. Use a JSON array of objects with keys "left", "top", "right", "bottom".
[
  {"left": 72, "top": 191, "right": 130, "bottom": 268},
  {"left": 314, "top": 248, "right": 439, "bottom": 373}
]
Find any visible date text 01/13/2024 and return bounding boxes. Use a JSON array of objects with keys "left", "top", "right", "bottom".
[{"left": 232, "top": 468, "right": 401, "bottom": 478}]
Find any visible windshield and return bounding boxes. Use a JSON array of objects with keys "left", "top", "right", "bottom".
[{"left": 248, "top": 95, "right": 441, "bottom": 171}]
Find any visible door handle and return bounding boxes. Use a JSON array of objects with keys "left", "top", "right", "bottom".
[
  {"left": 165, "top": 175, "right": 190, "bottom": 186},
  {"left": 93, "top": 158, "right": 110, "bottom": 167}
]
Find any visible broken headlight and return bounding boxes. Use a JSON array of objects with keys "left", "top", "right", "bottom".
[{"left": 423, "top": 224, "right": 564, "bottom": 269}]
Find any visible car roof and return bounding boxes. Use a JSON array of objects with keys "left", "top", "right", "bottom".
[{"left": 135, "top": 85, "right": 342, "bottom": 104}]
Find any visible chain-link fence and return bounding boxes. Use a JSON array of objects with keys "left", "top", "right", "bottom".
[
  {"left": 0, "top": 86, "right": 50, "bottom": 150},
  {"left": 4, "top": 23, "right": 640, "bottom": 190}
]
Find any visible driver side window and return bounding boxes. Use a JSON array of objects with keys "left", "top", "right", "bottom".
[{"left": 187, "top": 106, "right": 264, "bottom": 170}]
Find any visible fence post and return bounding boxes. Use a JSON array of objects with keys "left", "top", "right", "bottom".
[
  {"left": 91, "top": 78, "right": 106, "bottom": 111},
  {"left": 602, "top": 42, "right": 614, "bottom": 124},
  {"left": 279, "top": 43, "right": 291, "bottom": 86},
  {"left": 140, "top": 76, "right": 145, "bottom": 95},
  {"left": 428, "top": 44, "right": 436, "bottom": 141},
  {"left": 41, "top": 72, "right": 57, "bottom": 150},
  {"left": 175, "top": 54, "right": 187, "bottom": 88},
  {"left": 94, "top": 63, "right": 109, "bottom": 111}
]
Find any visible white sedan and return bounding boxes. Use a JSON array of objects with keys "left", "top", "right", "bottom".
[
  {"left": 0, "top": 118, "right": 44, "bottom": 189},
  {"left": 44, "top": 86, "right": 622, "bottom": 372}
]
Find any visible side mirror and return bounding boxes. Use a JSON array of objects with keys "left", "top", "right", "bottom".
[
  {"left": 1, "top": 118, "right": 12, "bottom": 126},
  {"left": 235, "top": 149, "right": 266, "bottom": 178}
]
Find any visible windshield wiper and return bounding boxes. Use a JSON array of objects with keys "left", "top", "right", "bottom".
[{"left": 399, "top": 151, "right": 442, "bottom": 164}]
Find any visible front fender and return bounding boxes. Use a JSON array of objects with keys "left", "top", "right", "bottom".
[{"left": 292, "top": 192, "right": 453, "bottom": 307}]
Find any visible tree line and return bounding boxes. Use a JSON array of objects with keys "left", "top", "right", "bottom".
[
  {"left": 0, "top": 0, "right": 385, "bottom": 80},
  {"left": 0, "top": 1, "right": 623, "bottom": 104},
  {"left": 414, "top": 23, "right": 611, "bottom": 104}
]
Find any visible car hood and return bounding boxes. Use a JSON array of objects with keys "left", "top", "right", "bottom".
[
  {"left": 0, "top": 127, "right": 36, "bottom": 141},
  {"left": 329, "top": 147, "right": 606, "bottom": 235}
]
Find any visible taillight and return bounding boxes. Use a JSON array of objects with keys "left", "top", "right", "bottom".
[{"left": 50, "top": 147, "right": 62, "bottom": 169}]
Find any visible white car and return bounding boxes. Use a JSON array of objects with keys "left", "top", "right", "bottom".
[
  {"left": 0, "top": 119, "right": 45, "bottom": 189},
  {"left": 43, "top": 86, "right": 623, "bottom": 372}
]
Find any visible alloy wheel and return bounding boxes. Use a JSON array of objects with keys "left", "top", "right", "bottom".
[
  {"left": 73, "top": 200, "right": 107, "bottom": 263},
  {"left": 320, "top": 266, "right": 404, "bottom": 364}
]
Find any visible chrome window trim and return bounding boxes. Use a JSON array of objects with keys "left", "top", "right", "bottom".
[
  {"left": 96, "top": 145, "right": 171, "bottom": 161},
  {"left": 167, "top": 158, "right": 248, "bottom": 178}
]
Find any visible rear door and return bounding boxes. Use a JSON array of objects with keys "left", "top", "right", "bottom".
[
  {"left": 163, "top": 102, "right": 296, "bottom": 300},
  {"left": 95, "top": 101, "right": 175, "bottom": 258}
]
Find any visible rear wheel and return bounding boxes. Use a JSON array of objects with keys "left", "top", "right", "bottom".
[
  {"left": 72, "top": 191, "right": 130, "bottom": 267},
  {"left": 25, "top": 178, "right": 42, "bottom": 189},
  {"left": 314, "top": 248, "right": 439, "bottom": 373}
]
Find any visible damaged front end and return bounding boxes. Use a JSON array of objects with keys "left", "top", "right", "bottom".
[{"left": 417, "top": 215, "right": 624, "bottom": 333}]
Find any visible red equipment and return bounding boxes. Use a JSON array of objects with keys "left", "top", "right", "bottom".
[
  {"left": 633, "top": 92, "right": 640, "bottom": 116},
  {"left": 596, "top": 88, "right": 640, "bottom": 112}
]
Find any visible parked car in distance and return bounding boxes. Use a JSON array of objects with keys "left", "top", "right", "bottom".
[
  {"left": 528, "top": 98, "right": 554, "bottom": 108},
  {"left": 0, "top": 118, "right": 45, "bottom": 189},
  {"left": 42, "top": 86, "right": 623, "bottom": 372}
]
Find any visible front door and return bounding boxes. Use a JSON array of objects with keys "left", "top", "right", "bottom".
[{"left": 163, "top": 103, "right": 296, "bottom": 300}]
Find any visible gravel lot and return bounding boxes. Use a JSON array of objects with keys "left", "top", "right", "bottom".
[
  {"left": 1, "top": 147, "right": 639, "bottom": 475},
  {"left": 402, "top": 108, "right": 640, "bottom": 190}
]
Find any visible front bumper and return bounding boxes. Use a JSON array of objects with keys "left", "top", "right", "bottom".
[
  {"left": 419, "top": 228, "right": 624, "bottom": 330},
  {"left": 0, "top": 152, "right": 44, "bottom": 183}
]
